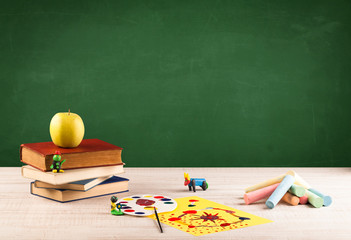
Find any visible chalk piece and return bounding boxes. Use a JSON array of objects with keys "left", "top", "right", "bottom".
[
  {"left": 299, "top": 194, "right": 308, "bottom": 205},
  {"left": 308, "top": 188, "right": 332, "bottom": 207},
  {"left": 244, "top": 183, "right": 279, "bottom": 205},
  {"left": 287, "top": 171, "right": 311, "bottom": 189},
  {"left": 266, "top": 175, "right": 295, "bottom": 209},
  {"left": 245, "top": 170, "right": 294, "bottom": 193},
  {"left": 306, "top": 189, "right": 323, "bottom": 208},
  {"left": 288, "top": 184, "right": 306, "bottom": 197},
  {"left": 281, "top": 192, "right": 299, "bottom": 206}
]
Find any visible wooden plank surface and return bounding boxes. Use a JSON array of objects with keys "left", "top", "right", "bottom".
[{"left": 0, "top": 167, "right": 350, "bottom": 239}]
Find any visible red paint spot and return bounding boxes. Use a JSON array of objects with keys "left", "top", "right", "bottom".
[
  {"left": 136, "top": 199, "right": 155, "bottom": 206},
  {"left": 177, "top": 225, "right": 180, "bottom": 226},
  {"left": 189, "top": 199, "right": 199, "bottom": 202},
  {"left": 188, "top": 225, "right": 195, "bottom": 228},
  {"left": 124, "top": 210, "right": 135, "bottom": 212},
  {"left": 168, "top": 217, "right": 181, "bottom": 221},
  {"left": 183, "top": 210, "right": 197, "bottom": 214},
  {"left": 154, "top": 196, "right": 164, "bottom": 199},
  {"left": 220, "top": 223, "right": 231, "bottom": 227},
  {"left": 119, "top": 201, "right": 128, "bottom": 204}
]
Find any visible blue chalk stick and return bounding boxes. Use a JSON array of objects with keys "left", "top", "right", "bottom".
[
  {"left": 308, "top": 188, "right": 332, "bottom": 207},
  {"left": 266, "top": 175, "right": 295, "bottom": 209}
]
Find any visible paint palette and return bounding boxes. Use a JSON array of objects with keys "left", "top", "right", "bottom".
[{"left": 117, "top": 194, "right": 177, "bottom": 216}]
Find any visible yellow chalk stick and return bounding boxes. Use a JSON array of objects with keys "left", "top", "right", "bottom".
[
  {"left": 286, "top": 171, "right": 312, "bottom": 189},
  {"left": 245, "top": 171, "right": 294, "bottom": 193}
]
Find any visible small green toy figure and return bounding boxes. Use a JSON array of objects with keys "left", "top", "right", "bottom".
[
  {"left": 50, "top": 151, "right": 66, "bottom": 173},
  {"left": 111, "top": 196, "right": 124, "bottom": 216}
]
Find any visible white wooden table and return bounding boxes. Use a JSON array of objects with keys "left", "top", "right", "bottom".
[{"left": 0, "top": 167, "right": 350, "bottom": 239}]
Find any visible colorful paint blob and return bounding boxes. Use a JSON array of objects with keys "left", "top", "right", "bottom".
[
  {"left": 220, "top": 223, "right": 231, "bottom": 227},
  {"left": 160, "top": 198, "right": 172, "bottom": 201},
  {"left": 124, "top": 209, "right": 135, "bottom": 212},
  {"left": 136, "top": 199, "right": 155, "bottom": 206},
  {"left": 183, "top": 210, "right": 197, "bottom": 214},
  {"left": 154, "top": 196, "right": 164, "bottom": 199}
]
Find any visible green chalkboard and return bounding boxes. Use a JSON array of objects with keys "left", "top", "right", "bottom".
[{"left": 1, "top": 0, "right": 351, "bottom": 167}]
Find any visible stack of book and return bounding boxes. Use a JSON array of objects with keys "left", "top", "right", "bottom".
[{"left": 20, "top": 139, "right": 128, "bottom": 203}]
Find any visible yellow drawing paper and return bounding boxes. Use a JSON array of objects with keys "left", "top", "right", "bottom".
[{"left": 148, "top": 196, "right": 272, "bottom": 236}]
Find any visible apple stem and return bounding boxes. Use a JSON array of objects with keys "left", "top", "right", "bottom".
[{"left": 68, "top": 109, "right": 70, "bottom": 115}]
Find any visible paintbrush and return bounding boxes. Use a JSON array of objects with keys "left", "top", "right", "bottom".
[{"left": 154, "top": 207, "right": 163, "bottom": 233}]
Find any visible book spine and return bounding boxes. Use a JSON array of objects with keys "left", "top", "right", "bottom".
[
  {"left": 44, "top": 155, "right": 53, "bottom": 171},
  {"left": 19, "top": 144, "right": 24, "bottom": 163}
]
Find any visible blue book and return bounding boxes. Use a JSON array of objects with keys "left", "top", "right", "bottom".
[{"left": 31, "top": 176, "right": 129, "bottom": 203}]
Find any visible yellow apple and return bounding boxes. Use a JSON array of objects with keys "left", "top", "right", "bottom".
[{"left": 49, "top": 110, "right": 85, "bottom": 148}]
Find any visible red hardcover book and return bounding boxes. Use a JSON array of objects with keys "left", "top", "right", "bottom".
[{"left": 20, "top": 139, "right": 123, "bottom": 172}]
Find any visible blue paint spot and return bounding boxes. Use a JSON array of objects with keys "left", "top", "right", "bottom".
[
  {"left": 161, "top": 198, "right": 172, "bottom": 201},
  {"left": 239, "top": 217, "right": 250, "bottom": 220},
  {"left": 132, "top": 196, "right": 140, "bottom": 199},
  {"left": 135, "top": 212, "right": 145, "bottom": 215},
  {"left": 122, "top": 206, "right": 132, "bottom": 209}
]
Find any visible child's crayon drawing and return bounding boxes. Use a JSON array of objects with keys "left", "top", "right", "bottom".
[{"left": 148, "top": 196, "right": 272, "bottom": 236}]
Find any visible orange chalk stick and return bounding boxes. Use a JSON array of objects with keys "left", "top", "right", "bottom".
[
  {"left": 244, "top": 183, "right": 280, "bottom": 205},
  {"left": 299, "top": 194, "right": 308, "bottom": 205},
  {"left": 281, "top": 192, "right": 299, "bottom": 206}
]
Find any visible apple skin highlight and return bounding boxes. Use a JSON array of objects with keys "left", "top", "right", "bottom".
[{"left": 50, "top": 112, "right": 85, "bottom": 148}]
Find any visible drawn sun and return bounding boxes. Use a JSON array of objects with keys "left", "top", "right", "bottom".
[{"left": 193, "top": 212, "right": 225, "bottom": 223}]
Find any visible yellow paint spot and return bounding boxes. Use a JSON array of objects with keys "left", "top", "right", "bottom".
[
  {"left": 123, "top": 198, "right": 134, "bottom": 201},
  {"left": 144, "top": 195, "right": 152, "bottom": 197},
  {"left": 144, "top": 206, "right": 156, "bottom": 210}
]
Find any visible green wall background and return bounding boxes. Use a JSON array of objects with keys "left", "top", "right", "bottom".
[{"left": 1, "top": 0, "right": 351, "bottom": 167}]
